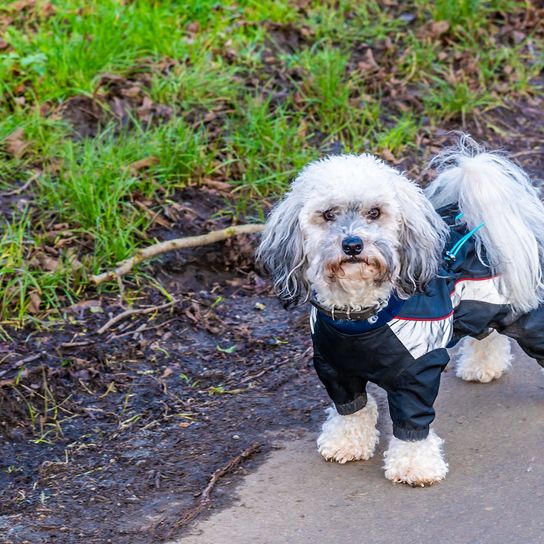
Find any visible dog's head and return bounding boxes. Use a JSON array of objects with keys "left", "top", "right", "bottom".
[{"left": 257, "top": 154, "right": 448, "bottom": 310}]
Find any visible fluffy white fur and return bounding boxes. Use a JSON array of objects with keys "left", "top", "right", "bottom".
[
  {"left": 383, "top": 430, "right": 448, "bottom": 487},
  {"left": 257, "top": 135, "right": 544, "bottom": 486},
  {"left": 427, "top": 135, "right": 544, "bottom": 312},
  {"left": 317, "top": 395, "right": 379, "bottom": 464},
  {"left": 456, "top": 330, "right": 512, "bottom": 383}
]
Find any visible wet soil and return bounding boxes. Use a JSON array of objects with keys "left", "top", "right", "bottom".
[{"left": 0, "top": 252, "right": 324, "bottom": 543}]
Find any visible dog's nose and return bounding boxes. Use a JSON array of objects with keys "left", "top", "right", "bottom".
[{"left": 342, "top": 236, "right": 364, "bottom": 256}]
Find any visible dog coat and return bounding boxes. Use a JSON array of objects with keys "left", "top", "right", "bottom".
[{"left": 311, "top": 204, "right": 544, "bottom": 441}]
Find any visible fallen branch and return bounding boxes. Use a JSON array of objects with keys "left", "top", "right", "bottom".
[
  {"left": 0, "top": 352, "right": 43, "bottom": 379},
  {"left": 97, "top": 300, "right": 177, "bottom": 335},
  {"left": 92, "top": 224, "right": 264, "bottom": 285},
  {"left": 0, "top": 171, "right": 41, "bottom": 197},
  {"left": 173, "top": 442, "right": 261, "bottom": 529},
  {"left": 239, "top": 345, "right": 313, "bottom": 384}
]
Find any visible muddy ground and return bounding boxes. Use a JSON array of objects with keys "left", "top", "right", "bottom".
[{"left": 1, "top": 97, "right": 544, "bottom": 543}]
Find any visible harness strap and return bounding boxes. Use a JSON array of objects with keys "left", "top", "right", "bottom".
[{"left": 445, "top": 221, "right": 485, "bottom": 262}]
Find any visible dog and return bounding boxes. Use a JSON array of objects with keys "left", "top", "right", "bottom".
[{"left": 256, "top": 135, "right": 544, "bottom": 486}]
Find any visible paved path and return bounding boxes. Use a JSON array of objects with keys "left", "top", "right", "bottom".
[{"left": 176, "top": 346, "right": 543, "bottom": 544}]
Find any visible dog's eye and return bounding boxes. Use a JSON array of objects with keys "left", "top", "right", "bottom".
[
  {"left": 323, "top": 210, "right": 336, "bottom": 222},
  {"left": 368, "top": 207, "right": 381, "bottom": 220}
]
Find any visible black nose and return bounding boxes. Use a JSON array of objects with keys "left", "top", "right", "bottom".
[{"left": 342, "top": 236, "right": 364, "bottom": 256}]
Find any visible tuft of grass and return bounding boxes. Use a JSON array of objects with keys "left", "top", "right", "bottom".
[
  {"left": 293, "top": 47, "right": 354, "bottom": 136},
  {"left": 40, "top": 119, "right": 207, "bottom": 266},
  {"left": 422, "top": 75, "right": 499, "bottom": 123},
  {"left": 377, "top": 115, "right": 418, "bottom": 154},
  {"left": 225, "top": 96, "right": 313, "bottom": 198},
  {"left": 429, "top": 0, "right": 483, "bottom": 26}
]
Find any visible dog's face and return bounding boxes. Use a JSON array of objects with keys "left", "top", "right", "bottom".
[
  {"left": 299, "top": 172, "right": 402, "bottom": 309},
  {"left": 257, "top": 154, "right": 447, "bottom": 310}
]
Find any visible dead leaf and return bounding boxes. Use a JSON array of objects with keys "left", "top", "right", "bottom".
[
  {"left": 380, "top": 149, "right": 396, "bottom": 163},
  {"left": 184, "top": 303, "right": 201, "bottom": 323},
  {"left": 179, "top": 421, "right": 192, "bottom": 428},
  {"left": 297, "top": 119, "right": 308, "bottom": 138},
  {"left": 122, "top": 85, "right": 142, "bottom": 98},
  {"left": 160, "top": 367, "right": 173, "bottom": 379},
  {"left": 187, "top": 21, "right": 200, "bottom": 33},
  {"left": 11, "top": 0, "right": 35, "bottom": 10},
  {"left": 364, "top": 48, "right": 379, "bottom": 69},
  {"left": 4, "top": 128, "right": 28, "bottom": 158},
  {"left": 203, "top": 110, "right": 220, "bottom": 123},
  {"left": 38, "top": 253, "right": 60, "bottom": 272},
  {"left": 128, "top": 156, "right": 159, "bottom": 174},
  {"left": 41, "top": 2, "right": 55, "bottom": 16},
  {"left": 65, "top": 250, "right": 83, "bottom": 270},
  {"left": 110, "top": 96, "right": 126, "bottom": 119},
  {"left": 133, "top": 200, "right": 171, "bottom": 228},
  {"left": 202, "top": 179, "right": 232, "bottom": 193},
  {"left": 430, "top": 21, "right": 450, "bottom": 38},
  {"left": 512, "top": 31, "right": 526, "bottom": 44},
  {"left": 357, "top": 48, "right": 381, "bottom": 74},
  {"left": 28, "top": 291, "right": 41, "bottom": 314},
  {"left": 65, "top": 299, "right": 102, "bottom": 313}
]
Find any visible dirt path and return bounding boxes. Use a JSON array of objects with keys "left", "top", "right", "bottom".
[{"left": 174, "top": 346, "right": 544, "bottom": 544}]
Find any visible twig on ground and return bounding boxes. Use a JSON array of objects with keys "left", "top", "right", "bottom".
[
  {"left": 97, "top": 300, "right": 177, "bottom": 335},
  {"left": 91, "top": 224, "right": 265, "bottom": 285},
  {"left": 0, "top": 171, "right": 41, "bottom": 197},
  {"left": 110, "top": 316, "right": 180, "bottom": 340},
  {"left": 0, "top": 352, "right": 43, "bottom": 378},
  {"left": 172, "top": 442, "right": 261, "bottom": 530},
  {"left": 239, "top": 360, "right": 290, "bottom": 384},
  {"left": 510, "top": 149, "right": 544, "bottom": 158},
  {"left": 239, "top": 345, "right": 313, "bottom": 384},
  {"left": 60, "top": 341, "right": 94, "bottom": 348}
]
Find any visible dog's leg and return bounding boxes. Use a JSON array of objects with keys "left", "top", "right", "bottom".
[
  {"left": 383, "top": 430, "right": 448, "bottom": 486},
  {"left": 317, "top": 394, "right": 379, "bottom": 464},
  {"left": 456, "top": 330, "right": 512, "bottom": 383}
]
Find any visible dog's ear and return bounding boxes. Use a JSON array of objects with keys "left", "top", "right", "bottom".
[
  {"left": 256, "top": 189, "right": 308, "bottom": 308},
  {"left": 393, "top": 176, "right": 448, "bottom": 298}
]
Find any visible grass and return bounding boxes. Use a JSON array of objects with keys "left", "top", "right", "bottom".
[{"left": 0, "top": 0, "right": 542, "bottom": 320}]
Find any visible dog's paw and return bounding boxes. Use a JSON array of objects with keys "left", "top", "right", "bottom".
[
  {"left": 383, "top": 430, "right": 448, "bottom": 487},
  {"left": 456, "top": 364, "right": 506, "bottom": 383},
  {"left": 456, "top": 332, "right": 512, "bottom": 383},
  {"left": 317, "top": 396, "right": 379, "bottom": 464},
  {"left": 318, "top": 440, "right": 375, "bottom": 464}
]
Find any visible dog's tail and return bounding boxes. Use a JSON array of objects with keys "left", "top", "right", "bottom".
[{"left": 426, "top": 134, "right": 544, "bottom": 312}]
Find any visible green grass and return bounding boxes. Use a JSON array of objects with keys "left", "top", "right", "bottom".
[{"left": 0, "top": 0, "right": 542, "bottom": 320}]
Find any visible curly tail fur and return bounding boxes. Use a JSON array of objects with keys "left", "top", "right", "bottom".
[{"left": 426, "top": 134, "right": 544, "bottom": 313}]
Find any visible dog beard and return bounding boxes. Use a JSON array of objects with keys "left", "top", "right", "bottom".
[{"left": 324, "top": 252, "right": 391, "bottom": 285}]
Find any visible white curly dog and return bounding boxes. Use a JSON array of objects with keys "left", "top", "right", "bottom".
[{"left": 257, "top": 136, "right": 544, "bottom": 486}]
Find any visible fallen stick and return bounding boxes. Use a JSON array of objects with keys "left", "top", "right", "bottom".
[
  {"left": 91, "top": 224, "right": 264, "bottom": 285},
  {"left": 173, "top": 442, "right": 261, "bottom": 529},
  {"left": 97, "top": 300, "right": 177, "bottom": 335},
  {"left": 0, "top": 170, "right": 40, "bottom": 197},
  {"left": 238, "top": 345, "right": 313, "bottom": 384}
]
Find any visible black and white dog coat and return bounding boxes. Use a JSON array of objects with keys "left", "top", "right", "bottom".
[{"left": 311, "top": 205, "right": 544, "bottom": 441}]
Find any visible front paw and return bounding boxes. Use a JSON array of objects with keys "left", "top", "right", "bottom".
[
  {"left": 456, "top": 364, "right": 506, "bottom": 383},
  {"left": 383, "top": 430, "right": 448, "bottom": 486},
  {"left": 317, "top": 397, "right": 379, "bottom": 464}
]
